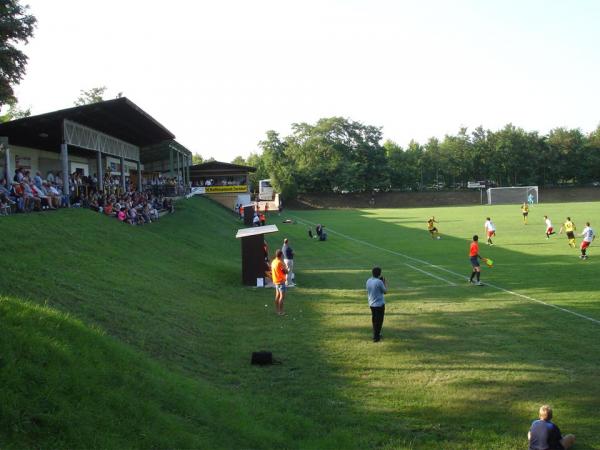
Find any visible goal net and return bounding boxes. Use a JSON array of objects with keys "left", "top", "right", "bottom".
[{"left": 486, "top": 186, "right": 538, "bottom": 205}]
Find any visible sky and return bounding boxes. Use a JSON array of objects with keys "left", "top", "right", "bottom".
[{"left": 10, "top": 0, "right": 600, "bottom": 161}]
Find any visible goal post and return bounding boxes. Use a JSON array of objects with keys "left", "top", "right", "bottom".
[{"left": 486, "top": 186, "right": 539, "bottom": 205}]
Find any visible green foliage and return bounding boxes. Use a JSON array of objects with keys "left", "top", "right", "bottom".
[
  {"left": 0, "top": 0, "right": 37, "bottom": 107},
  {"left": 191, "top": 152, "right": 204, "bottom": 165},
  {"left": 230, "top": 155, "right": 247, "bottom": 165},
  {"left": 0, "top": 99, "right": 30, "bottom": 123},
  {"left": 251, "top": 119, "right": 600, "bottom": 194},
  {"left": 74, "top": 86, "right": 107, "bottom": 106}
]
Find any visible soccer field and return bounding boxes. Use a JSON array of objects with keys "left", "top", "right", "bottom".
[{"left": 270, "top": 201, "right": 600, "bottom": 449}]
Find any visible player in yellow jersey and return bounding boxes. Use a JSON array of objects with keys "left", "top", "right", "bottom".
[
  {"left": 521, "top": 202, "right": 529, "bottom": 224},
  {"left": 427, "top": 217, "right": 440, "bottom": 239},
  {"left": 559, "top": 217, "right": 577, "bottom": 248}
]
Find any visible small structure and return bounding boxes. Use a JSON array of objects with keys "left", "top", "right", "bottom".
[
  {"left": 189, "top": 161, "right": 256, "bottom": 209},
  {"left": 235, "top": 224, "right": 278, "bottom": 286},
  {"left": 242, "top": 204, "right": 255, "bottom": 226}
]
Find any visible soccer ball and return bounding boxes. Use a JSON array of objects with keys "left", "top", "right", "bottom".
[{"left": 436, "top": 236, "right": 441, "bottom": 240}]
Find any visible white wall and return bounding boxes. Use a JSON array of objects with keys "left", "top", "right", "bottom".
[{"left": 7, "top": 145, "right": 91, "bottom": 178}]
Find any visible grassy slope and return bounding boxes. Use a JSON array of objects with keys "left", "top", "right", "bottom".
[{"left": 1, "top": 198, "right": 599, "bottom": 449}]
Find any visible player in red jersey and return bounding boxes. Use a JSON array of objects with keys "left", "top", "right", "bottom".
[{"left": 468, "top": 235, "right": 486, "bottom": 286}]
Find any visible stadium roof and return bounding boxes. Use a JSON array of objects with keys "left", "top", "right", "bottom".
[
  {"left": 190, "top": 161, "right": 256, "bottom": 175},
  {"left": 0, "top": 97, "right": 175, "bottom": 152},
  {"left": 141, "top": 139, "right": 192, "bottom": 164}
]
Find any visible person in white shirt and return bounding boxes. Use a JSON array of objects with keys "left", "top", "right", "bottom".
[
  {"left": 579, "top": 222, "right": 595, "bottom": 260},
  {"left": 544, "top": 215, "right": 556, "bottom": 239},
  {"left": 484, "top": 217, "right": 496, "bottom": 245}
]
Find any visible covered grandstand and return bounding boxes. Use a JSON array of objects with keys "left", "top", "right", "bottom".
[{"left": 0, "top": 97, "right": 192, "bottom": 198}]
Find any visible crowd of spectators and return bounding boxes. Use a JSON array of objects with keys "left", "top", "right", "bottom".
[
  {"left": 195, "top": 177, "right": 246, "bottom": 187},
  {"left": 1, "top": 168, "right": 69, "bottom": 214},
  {"left": 1, "top": 167, "right": 176, "bottom": 223},
  {"left": 84, "top": 189, "right": 174, "bottom": 225}
]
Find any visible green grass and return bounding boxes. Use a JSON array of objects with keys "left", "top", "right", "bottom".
[{"left": 1, "top": 198, "right": 599, "bottom": 449}]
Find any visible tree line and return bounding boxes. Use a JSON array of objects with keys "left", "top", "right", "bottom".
[{"left": 233, "top": 117, "right": 600, "bottom": 198}]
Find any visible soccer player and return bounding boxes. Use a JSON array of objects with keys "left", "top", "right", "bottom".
[
  {"left": 559, "top": 217, "right": 577, "bottom": 248},
  {"left": 544, "top": 215, "right": 556, "bottom": 239},
  {"left": 484, "top": 217, "right": 496, "bottom": 245},
  {"left": 579, "top": 221, "right": 595, "bottom": 260},
  {"left": 427, "top": 216, "right": 440, "bottom": 239},
  {"left": 521, "top": 202, "right": 529, "bottom": 224},
  {"left": 468, "top": 235, "right": 485, "bottom": 286}
]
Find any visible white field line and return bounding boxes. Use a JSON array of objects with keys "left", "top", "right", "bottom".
[
  {"left": 294, "top": 216, "right": 600, "bottom": 326},
  {"left": 404, "top": 263, "right": 456, "bottom": 286}
]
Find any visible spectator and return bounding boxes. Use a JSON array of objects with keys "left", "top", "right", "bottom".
[
  {"left": 366, "top": 266, "right": 387, "bottom": 342},
  {"left": 117, "top": 207, "right": 127, "bottom": 222},
  {"left": 32, "top": 183, "right": 56, "bottom": 209},
  {"left": 0, "top": 179, "right": 16, "bottom": 212},
  {"left": 528, "top": 405, "right": 575, "bottom": 450},
  {"left": 33, "top": 171, "right": 43, "bottom": 189},
  {"left": 282, "top": 238, "right": 295, "bottom": 286},
  {"left": 13, "top": 168, "right": 24, "bottom": 183},
  {"left": 10, "top": 182, "right": 25, "bottom": 211},
  {"left": 271, "top": 249, "right": 289, "bottom": 316},
  {"left": 41, "top": 182, "right": 61, "bottom": 208},
  {"left": 22, "top": 181, "right": 41, "bottom": 211}
]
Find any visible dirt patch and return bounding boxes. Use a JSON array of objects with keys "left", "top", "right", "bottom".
[{"left": 288, "top": 188, "right": 600, "bottom": 209}]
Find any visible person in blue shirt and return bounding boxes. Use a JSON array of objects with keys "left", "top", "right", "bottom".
[
  {"left": 528, "top": 405, "right": 575, "bottom": 450},
  {"left": 366, "top": 267, "right": 388, "bottom": 342}
]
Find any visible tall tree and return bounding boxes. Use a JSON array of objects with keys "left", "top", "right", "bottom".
[
  {"left": 584, "top": 126, "right": 600, "bottom": 183},
  {"left": 0, "top": 99, "right": 30, "bottom": 122},
  {"left": 74, "top": 86, "right": 107, "bottom": 106},
  {"left": 259, "top": 130, "right": 297, "bottom": 199},
  {"left": 546, "top": 127, "right": 585, "bottom": 184},
  {"left": 285, "top": 117, "right": 388, "bottom": 193},
  {"left": 191, "top": 153, "right": 204, "bottom": 165},
  {"left": 0, "top": 0, "right": 36, "bottom": 107},
  {"left": 231, "top": 156, "right": 246, "bottom": 165}
]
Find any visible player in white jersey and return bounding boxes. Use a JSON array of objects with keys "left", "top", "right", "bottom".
[
  {"left": 543, "top": 215, "right": 556, "bottom": 239},
  {"left": 484, "top": 217, "right": 496, "bottom": 245},
  {"left": 579, "top": 222, "right": 595, "bottom": 260}
]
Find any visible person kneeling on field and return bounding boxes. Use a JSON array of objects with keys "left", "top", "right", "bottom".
[{"left": 528, "top": 404, "right": 575, "bottom": 450}]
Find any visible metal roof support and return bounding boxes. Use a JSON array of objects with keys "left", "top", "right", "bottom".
[
  {"left": 120, "top": 156, "right": 126, "bottom": 192},
  {"left": 63, "top": 120, "right": 140, "bottom": 161},
  {"left": 176, "top": 150, "right": 181, "bottom": 185},
  {"left": 186, "top": 155, "right": 191, "bottom": 188},
  {"left": 136, "top": 160, "right": 142, "bottom": 192},
  {"left": 97, "top": 151, "right": 104, "bottom": 192},
  {"left": 1, "top": 137, "right": 12, "bottom": 184},
  {"left": 60, "top": 143, "right": 70, "bottom": 200},
  {"left": 169, "top": 147, "right": 174, "bottom": 177}
]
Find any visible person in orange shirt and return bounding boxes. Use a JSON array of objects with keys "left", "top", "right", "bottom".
[
  {"left": 468, "top": 235, "right": 485, "bottom": 286},
  {"left": 271, "top": 249, "right": 289, "bottom": 315}
]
